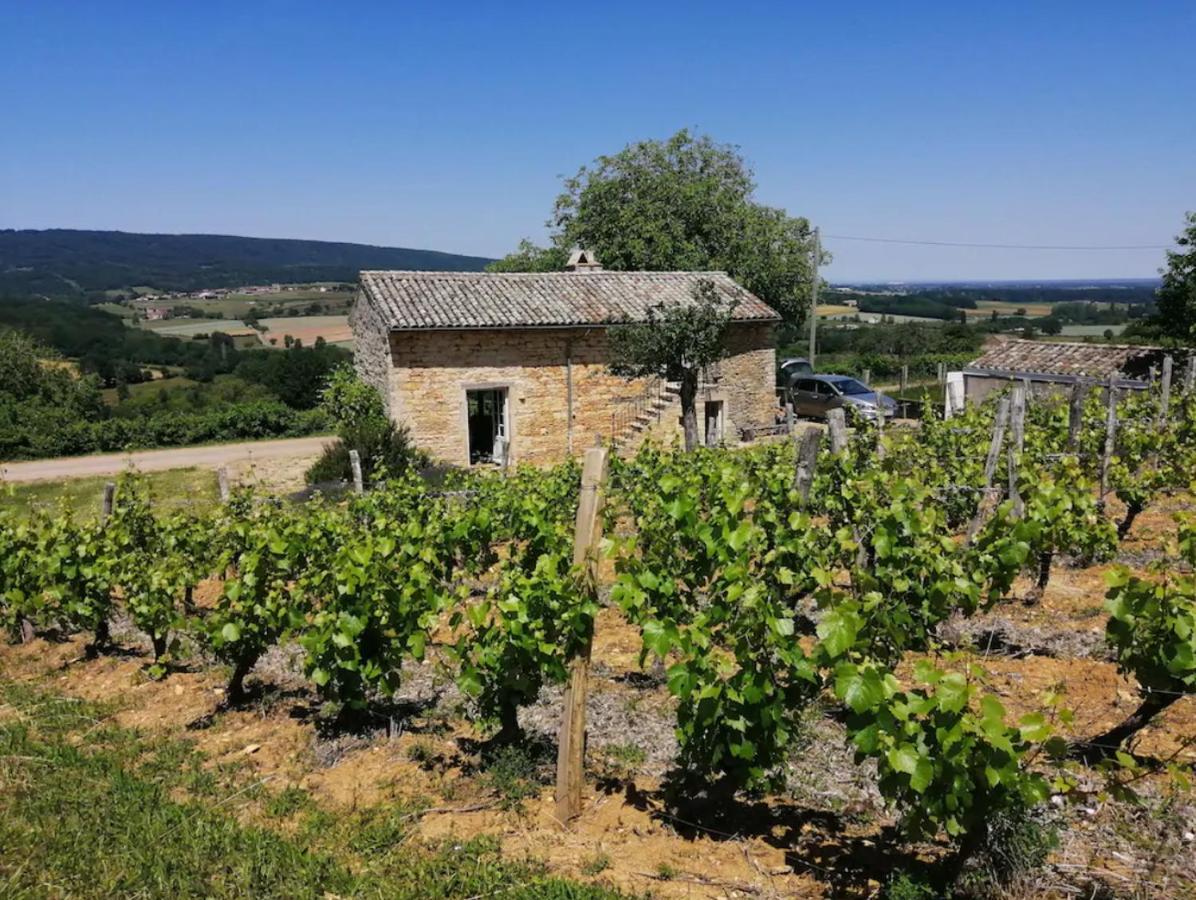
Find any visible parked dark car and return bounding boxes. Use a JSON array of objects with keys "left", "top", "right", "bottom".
[
  {"left": 776, "top": 357, "right": 814, "bottom": 390},
  {"left": 787, "top": 374, "right": 896, "bottom": 422}
]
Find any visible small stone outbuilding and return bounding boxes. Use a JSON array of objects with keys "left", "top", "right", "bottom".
[
  {"left": 962, "top": 339, "right": 1170, "bottom": 403},
  {"left": 350, "top": 260, "right": 780, "bottom": 467}
]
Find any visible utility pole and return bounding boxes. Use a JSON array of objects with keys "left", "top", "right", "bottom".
[{"left": 808, "top": 227, "right": 821, "bottom": 366}]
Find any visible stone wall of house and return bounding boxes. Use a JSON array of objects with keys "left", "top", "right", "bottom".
[
  {"left": 711, "top": 322, "right": 778, "bottom": 438},
  {"left": 348, "top": 291, "right": 394, "bottom": 416},
  {"left": 376, "top": 322, "right": 776, "bottom": 467}
]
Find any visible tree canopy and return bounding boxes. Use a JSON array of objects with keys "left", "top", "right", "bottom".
[
  {"left": 1157, "top": 211, "right": 1196, "bottom": 342},
  {"left": 489, "top": 130, "right": 819, "bottom": 326},
  {"left": 608, "top": 280, "right": 736, "bottom": 451}
]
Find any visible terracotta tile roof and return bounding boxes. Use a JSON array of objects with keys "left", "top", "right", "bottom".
[
  {"left": 357, "top": 270, "right": 779, "bottom": 330},
  {"left": 967, "top": 339, "right": 1165, "bottom": 381}
]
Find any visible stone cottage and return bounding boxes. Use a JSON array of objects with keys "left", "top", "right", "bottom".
[{"left": 349, "top": 254, "right": 780, "bottom": 467}]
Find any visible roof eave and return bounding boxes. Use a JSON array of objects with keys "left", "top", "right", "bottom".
[
  {"left": 962, "top": 367, "right": 1150, "bottom": 389},
  {"left": 384, "top": 316, "right": 781, "bottom": 333}
]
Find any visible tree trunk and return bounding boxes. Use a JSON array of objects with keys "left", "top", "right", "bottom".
[
  {"left": 151, "top": 633, "right": 168, "bottom": 662},
  {"left": 946, "top": 819, "right": 990, "bottom": 884},
  {"left": 495, "top": 701, "right": 522, "bottom": 744},
  {"left": 1118, "top": 501, "right": 1143, "bottom": 541},
  {"left": 226, "top": 656, "right": 255, "bottom": 704},
  {"left": 1073, "top": 690, "right": 1180, "bottom": 763},
  {"left": 19, "top": 617, "right": 35, "bottom": 644},
  {"left": 1025, "top": 549, "right": 1054, "bottom": 605},
  {"left": 1036, "top": 549, "right": 1053, "bottom": 591},
  {"left": 183, "top": 585, "right": 195, "bottom": 616},
  {"left": 87, "top": 617, "right": 111, "bottom": 659},
  {"left": 680, "top": 370, "right": 699, "bottom": 452}
]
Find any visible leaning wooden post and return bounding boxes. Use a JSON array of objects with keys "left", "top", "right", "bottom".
[
  {"left": 785, "top": 400, "right": 794, "bottom": 435},
  {"left": 826, "top": 408, "right": 849, "bottom": 455},
  {"left": 900, "top": 365, "right": 909, "bottom": 397},
  {"left": 348, "top": 450, "right": 364, "bottom": 494},
  {"left": 1157, "top": 355, "right": 1173, "bottom": 429},
  {"left": 792, "top": 428, "right": 822, "bottom": 505},
  {"left": 862, "top": 367, "right": 871, "bottom": 386},
  {"left": 1099, "top": 374, "right": 1119, "bottom": 500},
  {"left": 1185, "top": 359, "right": 1196, "bottom": 394},
  {"left": 554, "top": 445, "right": 609, "bottom": 824},
  {"left": 216, "top": 466, "right": 231, "bottom": 503},
  {"left": 967, "top": 397, "right": 1011, "bottom": 542},
  {"left": 1066, "top": 382, "right": 1087, "bottom": 451}
]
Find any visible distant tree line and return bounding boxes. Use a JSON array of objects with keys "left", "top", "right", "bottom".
[
  {"left": 0, "top": 321, "right": 343, "bottom": 460},
  {"left": 0, "top": 297, "right": 350, "bottom": 403}
]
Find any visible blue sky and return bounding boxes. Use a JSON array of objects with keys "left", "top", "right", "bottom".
[{"left": 2, "top": 1, "right": 1192, "bottom": 281}]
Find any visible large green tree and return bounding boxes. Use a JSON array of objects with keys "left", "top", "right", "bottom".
[
  {"left": 1157, "top": 211, "right": 1196, "bottom": 342},
  {"left": 489, "top": 130, "right": 820, "bottom": 325},
  {"left": 608, "top": 280, "right": 736, "bottom": 451}
]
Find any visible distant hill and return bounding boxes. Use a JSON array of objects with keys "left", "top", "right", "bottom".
[{"left": 0, "top": 229, "right": 494, "bottom": 299}]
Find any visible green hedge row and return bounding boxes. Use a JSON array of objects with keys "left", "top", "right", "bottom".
[{"left": 0, "top": 400, "right": 328, "bottom": 461}]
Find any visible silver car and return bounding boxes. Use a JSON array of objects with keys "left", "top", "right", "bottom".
[{"left": 788, "top": 374, "right": 897, "bottom": 422}]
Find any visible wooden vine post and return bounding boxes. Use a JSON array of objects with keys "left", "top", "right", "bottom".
[
  {"left": 554, "top": 445, "right": 609, "bottom": 823},
  {"left": 826, "top": 407, "right": 848, "bottom": 454},
  {"left": 349, "top": 450, "right": 364, "bottom": 495},
  {"left": 966, "top": 396, "right": 1010, "bottom": 542},
  {"left": 101, "top": 481, "right": 117, "bottom": 523},
  {"left": 792, "top": 427, "right": 822, "bottom": 505},
  {"left": 1066, "top": 382, "right": 1087, "bottom": 451},
  {"left": 1007, "top": 384, "right": 1026, "bottom": 519},
  {"left": 217, "top": 466, "right": 231, "bottom": 503},
  {"left": 1099, "top": 373, "right": 1119, "bottom": 500},
  {"left": 1158, "top": 355, "right": 1173, "bottom": 428}
]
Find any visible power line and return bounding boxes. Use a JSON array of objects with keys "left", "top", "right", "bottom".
[{"left": 823, "top": 234, "right": 1167, "bottom": 251}]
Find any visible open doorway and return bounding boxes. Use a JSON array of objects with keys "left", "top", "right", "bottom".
[
  {"left": 467, "top": 388, "right": 509, "bottom": 465},
  {"left": 704, "top": 400, "right": 724, "bottom": 446}
]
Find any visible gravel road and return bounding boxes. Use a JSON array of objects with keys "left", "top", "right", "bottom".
[{"left": 0, "top": 435, "right": 335, "bottom": 483}]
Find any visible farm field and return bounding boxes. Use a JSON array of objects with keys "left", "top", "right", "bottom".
[
  {"left": 140, "top": 317, "right": 255, "bottom": 337},
  {"left": 257, "top": 314, "right": 353, "bottom": 347},
  {"left": 969, "top": 300, "right": 1056, "bottom": 318},
  {"left": 2, "top": 384, "right": 1195, "bottom": 898},
  {"left": 1059, "top": 323, "right": 1128, "bottom": 337},
  {"left": 130, "top": 287, "right": 354, "bottom": 320},
  {"left": 815, "top": 303, "right": 859, "bottom": 317},
  {"left": 100, "top": 374, "right": 196, "bottom": 404}
]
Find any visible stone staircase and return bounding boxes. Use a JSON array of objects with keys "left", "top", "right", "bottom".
[{"left": 611, "top": 380, "right": 681, "bottom": 456}]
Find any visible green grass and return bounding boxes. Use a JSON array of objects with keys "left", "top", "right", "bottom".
[
  {"left": 0, "top": 468, "right": 221, "bottom": 521},
  {"left": 100, "top": 375, "right": 198, "bottom": 404},
  {"left": 0, "top": 682, "right": 629, "bottom": 899}
]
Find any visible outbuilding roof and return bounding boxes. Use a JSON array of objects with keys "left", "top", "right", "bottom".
[
  {"left": 356, "top": 270, "right": 779, "bottom": 330},
  {"left": 966, "top": 339, "right": 1167, "bottom": 382}
]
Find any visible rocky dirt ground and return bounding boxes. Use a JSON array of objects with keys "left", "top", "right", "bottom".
[{"left": 2, "top": 494, "right": 1195, "bottom": 898}]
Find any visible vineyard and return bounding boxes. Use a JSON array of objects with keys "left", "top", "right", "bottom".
[{"left": 3, "top": 376, "right": 1196, "bottom": 898}]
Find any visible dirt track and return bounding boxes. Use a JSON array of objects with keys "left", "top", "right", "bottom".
[{"left": 0, "top": 435, "right": 334, "bottom": 483}]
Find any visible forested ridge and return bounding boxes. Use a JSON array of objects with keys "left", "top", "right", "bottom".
[{"left": 0, "top": 229, "right": 492, "bottom": 298}]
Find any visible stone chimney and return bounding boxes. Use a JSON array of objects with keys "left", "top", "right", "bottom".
[{"left": 565, "top": 247, "right": 603, "bottom": 272}]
